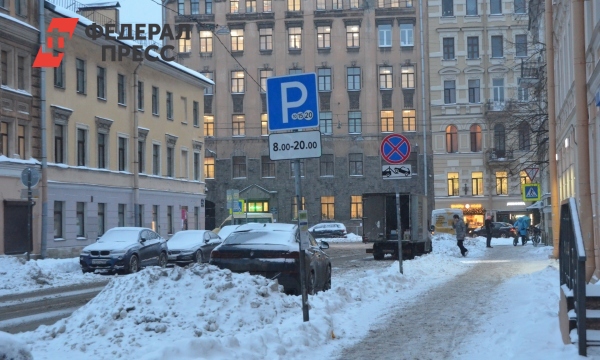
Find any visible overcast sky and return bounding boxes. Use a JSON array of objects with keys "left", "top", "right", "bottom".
[{"left": 78, "top": 0, "right": 163, "bottom": 25}]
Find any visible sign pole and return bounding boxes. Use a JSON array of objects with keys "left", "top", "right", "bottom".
[
  {"left": 295, "top": 159, "right": 309, "bottom": 321},
  {"left": 395, "top": 186, "right": 403, "bottom": 274},
  {"left": 27, "top": 168, "right": 32, "bottom": 260}
]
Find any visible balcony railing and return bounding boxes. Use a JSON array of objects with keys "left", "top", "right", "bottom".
[
  {"left": 487, "top": 148, "right": 513, "bottom": 161},
  {"left": 520, "top": 59, "right": 543, "bottom": 81}
]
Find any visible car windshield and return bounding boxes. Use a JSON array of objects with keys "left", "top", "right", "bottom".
[
  {"left": 98, "top": 229, "right": 139, "bottom": 243},
  {"left": 233, "top": 217, "right": 272, "bottom": 225},
  {"left": 223, "top": 231, "right": 295, "bottom": 245},
  {"left": 169, "top": 232, "right": 205, "bottom": 246}
]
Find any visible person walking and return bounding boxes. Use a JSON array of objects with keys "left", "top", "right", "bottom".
[
  {"left": 485, "top": 215, "right": 493, "bottom": 248},
  {"left": 452, "top": 214, "right": 468, "bottom": 257}
]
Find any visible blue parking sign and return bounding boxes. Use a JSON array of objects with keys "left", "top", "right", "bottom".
[{"left": 266, "top": 73, "right": 320, "bottom": 131}]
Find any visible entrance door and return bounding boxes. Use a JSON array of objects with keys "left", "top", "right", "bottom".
[
  {"left": 3, "top": 201, "right": 31, "bottom": 254},
  {"left": 205, "top": 201, "right": 216, "bottom": 230}
]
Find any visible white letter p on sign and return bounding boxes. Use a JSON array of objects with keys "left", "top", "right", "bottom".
[{"left": 281, "top": 81, "right": 307, "bottom": 124}]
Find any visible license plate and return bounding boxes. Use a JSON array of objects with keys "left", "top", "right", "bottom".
[{"left": 92, "top": 259, "right": 107, "bottom": 265}]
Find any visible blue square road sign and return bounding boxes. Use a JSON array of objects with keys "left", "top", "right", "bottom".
[{"left": 266, "top": 73, "right": 320, "bottom": 132}]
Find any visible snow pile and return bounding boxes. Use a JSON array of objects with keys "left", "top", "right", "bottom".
[
  {"left": 0, "top": 331, "right": 32, "bottom": 360},
  {"left": 323, "top": 233, "right": 362, "bottom": 243},
  {"left": 0, "top": 256, "right": 104, "bottom": 296}
]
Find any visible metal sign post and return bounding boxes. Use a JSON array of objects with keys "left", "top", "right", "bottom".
[
  {"left": 396, "top": 189, "right": 403, "bottom": 274},
  {"left": 294, "top": 160, "right": 309, "bottom": 321},
  {"left": 20, "top": 167, "right": 39, "bottom": 258}
]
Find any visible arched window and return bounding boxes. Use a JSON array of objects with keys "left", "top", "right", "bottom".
[
  {"left": 470, "top": 124, "right": 482, "bottom": 152},
  {"left": 446, "top": 125, "right": 458, "bottom": 153},
  {"left": 494, "top": 123, "right": 505, "bottom": 156},
  {"left": 518, "top": 122, "right": 531, "bottom": 150}
]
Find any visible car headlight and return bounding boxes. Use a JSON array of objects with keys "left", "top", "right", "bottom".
[
  {"left": 110, "top": 250, "right": 128, "bottom": 256},
  {"left": 80, "top": 250, "right": 90, "bottom": 256}
]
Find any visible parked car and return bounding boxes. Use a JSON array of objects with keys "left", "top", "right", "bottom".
[
  {"left": 308, "top": 222, "right": 347, "bottom": 238},
  {"left": 210, "top": 223, "right": 332, "bottom": 295},
  {"left": 167, "top": 230, "right": 222, "bottom": 265},
  {"left": 470, "top": 222, "right": 516, "bottom": 238},
  {"left": 80, "top": 227, "right": 168, "bottom": 274},
  {"left": 216, "top": 225, "right": 241, "bottom": 241}
]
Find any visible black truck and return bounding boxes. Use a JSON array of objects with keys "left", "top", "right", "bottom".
[{"left": 362, "top": 193, "right": 432, "bottom": 260}]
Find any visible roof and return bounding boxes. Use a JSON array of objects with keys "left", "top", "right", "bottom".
[{"left": 78, "top": 2, "right": 120, "bottom": 10}]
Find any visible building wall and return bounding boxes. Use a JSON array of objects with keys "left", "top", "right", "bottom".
[{"left": 166, "top": 0, "right": 434, "bottom": 236}]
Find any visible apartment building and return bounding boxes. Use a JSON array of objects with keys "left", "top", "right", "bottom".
[
  {"left": 42, "top": 2, "right": 212, "bottom": 257},
  {"left": 0, "top": 0, "right": 41, "bottom": 255},
  {"left": 428, "top": 0, "right": 538, "bottom": 229},
  {"left": 165, "top": 0, "right": 434, "bottom": 235}
]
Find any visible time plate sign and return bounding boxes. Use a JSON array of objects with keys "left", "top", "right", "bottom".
[{"left": 269, "top": 130, "right": 322, "bottom": 161}]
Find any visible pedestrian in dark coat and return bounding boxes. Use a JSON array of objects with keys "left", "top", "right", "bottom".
[
  {"left": 485, "top": 215, "right": 493, "bottom": 248},
  {"left": 452, "top": 214, "right": 468, "bottom": 257}
]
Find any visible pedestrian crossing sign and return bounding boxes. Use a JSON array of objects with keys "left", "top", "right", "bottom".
[{"left": 522, "top": 183, "right": 541, "bottom": 201}]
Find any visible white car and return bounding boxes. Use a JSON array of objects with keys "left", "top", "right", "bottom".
[{"left": 308, "top": 222, "right": 347, "bottom": 238}]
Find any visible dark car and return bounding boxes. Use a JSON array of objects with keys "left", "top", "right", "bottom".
[
  {"left": 210, "top": 223, "right": 331, "bottom": 295},
  {"left": 80, "top": 227, "right": 168, "bottom": 274},
  {"left": 471, "top": 222, "right": 516, "bottom": 238},
  {"left": 167, "top": 230, "right": 222, "bottom": 265},
  {"left": 308, "top": 222, "right": 347, "bottom": 238}
]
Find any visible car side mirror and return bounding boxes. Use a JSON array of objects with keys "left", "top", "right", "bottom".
[
  {"left": 204, "top": 238, "right": 209, "bottom": 243},
  {"left": 429, "top": 225, "right": 435, "bottom": 232},
  {"left": 140, "top": 237, "right": 147, "bottom": 242},
  {"left": 319, "top": 241, "right": 330, "bottom": 250}
]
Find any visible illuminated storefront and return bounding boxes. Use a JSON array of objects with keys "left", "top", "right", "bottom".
[{"left": 450, "top": 204, "right": 485, "bottom": 230}]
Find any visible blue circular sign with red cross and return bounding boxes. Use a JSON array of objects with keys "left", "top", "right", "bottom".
[{"left": 380, "top": 133, "right": 411, "bottom": 164}]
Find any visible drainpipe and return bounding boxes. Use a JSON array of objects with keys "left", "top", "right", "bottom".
[
  {"left": 418, "top": 0, "right": 427, "bottom": 197},
  {"left": 572, "top": 0, "right": 594, "bottom": 280},
  {"left": 133, "top": 61, "right": 143, "bottom": 226},
  {"left": 39, "top": 0, "right": 48, "bottom": 259},
  {"left": 545, "top": 0, "right": 560, "bottom": 258}
]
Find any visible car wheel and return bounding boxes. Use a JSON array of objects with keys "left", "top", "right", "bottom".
[
  {"left": 373, "top": 251, "right": 384, "bottom": 260},
  {"left": 158, "top": 252, "right": 167, "bottom": 268},
  {"left": 128, "top": 255, "right": 139, "bottom": 274},
  {"left": 307, "top": 271, "right": 316, "bottom": 295},
  {"left": 323, "top": 265, "right": 331, "bottom": 291},
  {"left": 194, "top": 250, "right": 203, "bottom": 264}
]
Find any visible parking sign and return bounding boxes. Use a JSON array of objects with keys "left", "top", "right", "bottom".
[{"left": 266, "top": 73, "right": 319, "bottom": 132}]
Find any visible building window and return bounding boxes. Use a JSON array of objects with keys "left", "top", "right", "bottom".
[
  {"left": 1, "top": 50, "right": 7, "bottom": 86},
  {"left": 231, "top": 71, "right": 245, "bottom": 93},
  {"left": 17, "top": 125, "right": 25, "bottom": 158},
  {"left": 260, "top": 69, "right": 273, "bottom": 92},
  {"left": 259, "top": 28, "right": 273, "bottom": 51},
  {"left": 261, "top": 155, "right": 275, "bottom": 177},
  {"left": 230, "top": 0, "right": 239, "bottom": 13},
  {"left": 17, "top": 55, "right": 26, "bottom": 90},
  {"left": 181, "top": 149, "right": 189, "bottom": 179},
  {"left": 350, "top": 195, "right": 362, "bottom": 219},
  {"left": 466, "top": 0, "right": 477, "bottom": 15},
  {"left": 290, "top": 160, "right": 305, "bottom": 177},
  {"left": 76, "top": 58, "right": 86, "bottom": 93},
  {"left": 200, "top": 31, "right": 213, "bottom": 53},
  {"left": 444, "top": 80, "right": 456, "bottom": 104},
  {"left": 96, "top": 132, "right": 106, "bottom": 168},
  {"left": 117, "top": 74, "right": 126, "bottom": 105},
  {"left": 332, "top": 0, "right": 342, "bottom": 9},
  {"left": 318, "top": 68, "right": 331, "bottom": 91},
  {"left": 288, "top": 0, "right": 300, "bottom": 11},
  {"left": 97, "top": 66, "right": 106, "bottom": 99},
  {"left": 118, "top": 204, "right": 126, "bottom": 227},
  {"left": 378, "top": 24, "right": 392, "bottom": 47},
  {"left": 76, "top": 202, "right": 85, "bottom": 238},
  {"left": 138, "top": 139, "right": 145, "bottom": 173},
  {"left": 317, "top": 26, "right": 331, "bottom": 49},
  {"left": 518, "top": 79, "right": 529, "bottom": 102},
  {"left": 349, "top": 153, "right": 363, "bottom": 176},
  {"left": 177, "top": 0, "right": 185, "bottom": 13},
  {"left": 518, "top": 122, "right": 531, "bottom": 150},
  {"left": 316, "top": 0, "right": 326, "bottom": 10},
  {"left": 494, "top": 123, "right": 506, "bottom": 153},
  {"left": 201, "top": 71, "right": 213, "bottom": 95},
  {"left": 54, "top": 124, "right": 65, "bottom": 163},
  {"left": 204, "top": 116, "right": 214, "bottom": 136},
  {"left": 442, "top": 0, "right": 453, "bottom": 16},
  {"left": 321, "top": 196, "right": 335, "bottom": 220},
  {"left": 152, "top": 86, "right": 159, "bottom": 115},
  {"left": 381, "top": 110, "right": 394, "bottom": 132},
  {"left": 520, "top": 170, "right": 531, "bottom": 194},
  {"left": 490, "top": 0, "right": 502, "bottom": 14},
  {"left": 320, "top": 111, "right": 333, "bottom": 135},
  {"left": 97, "top": 203, "right": 106, "bottom": 236},
  {"left": 491, "top": 35, "right": 503, "bottom": 58},
  {"left": 233, "top": 156, "right": 246, "bottom": 178},
  {"left": 514, "top": 0, "right": 526, "bottom": 14},
  {"left": 118, "top": 137, "right": 127, "bottom": 171},
  {"left": 54, "top": 52, "right": 64, "bottom": 88},
  {"left": 289, "top": 68, "right": 303, "bottom": 75},
  {"left": 291, "top": 196, "right": 305, "bottom": 220},
  {"left": 232, "top": 115, "right": 245, "bottom": 136},
  {"left": 288, "top": 27, "right": 302, "bottom": 50},
  {"left": 496, "top": 171, "right": 508, "bottom": 195},
  {"left": 166, "top": 146, "right": 174, "bottom": 177},
  {"left": 231, "top": 29, "right": 244, "bottom": 51},
  {"left": 54, "top": 201, "right": 63, "bottom": 238},
  {"left": 470, "top": 124, "right": 482, "bottom": 152},
  {"left": 179, "top": 38, "right": 191, "bottom": 53},
  {"left": 263, "top": 0, "right": 272, "bottom": 11},
  {"left": 401, "top": 65, "right": 415, "bottom": 88},
  {"left": 320, "top": 154, "right": 334, "bottom": 176},
  {"left": 204, "top": 156, "right": 215, "bottom": 178},
  {"left": 346, "top": 25, "right": 360, "bottom": 48},
  {"left": 261, "top": 113, "right": 269, "bottom": 135},
  {"left": 152, "top": 144, "right": 160, "bottom": 175},
  {"left": 400, "top": 24, "right": 413, "bottom": 47},
  {"left": 379, "top": 66, "right": 392, "bottom": 89},
  {"left": 193, "top": 152, "right": 200, "bottom": 180},
  {"left": 192, "top": 101, "right": 199, "bottom": 127},
  {"left": 206, "top": 0, "right": 213, "bottom": 13},
  {"left": 77, "top": 128, "right": 86, "bottom": 166},
  {"left": 167, "top": 206, "right": 173, "bottom": 234},
  {"left": 446, "top": 125, "right": 458, "bottom": 153},
  {"left": 447, "top": 172, "right": 459, "bottom": 196},
  {"left": 402, "top": 110, "right": 416, "bottom": 132},
  {"left": 468, "top": 79, "right": 480, "bottom": 103},
  {"left": 443, "top": 38, "right": 455, "bottom": 60},
  {"left": 166, "top": 91, "right": 173, "bottom": 119},
  {"left": 493, "top": 78, "right": 505, "bottom": 103},
  {"left": 190, "top": 0, "right": 199, "bottom": 13},
  {"left": 348, "top": 111, "right": 362, "bottom": 134},
  {"left": 137, "top": 81, "right": 144, "bottom": 110},
  {"left": 515, "top": 34, "right": 527, "bottom": 57},
  {"left": 472, "top": 172, "right": 484, "bottom": 195},
  {"left": 467, "top": 37, "right": 479, "bottom": 59},
  {"left": 0, "top": 122, "right": 7, "bottom": 156},
  {"left": 347, "top": 67, "right": 361, "bottom": 91}
]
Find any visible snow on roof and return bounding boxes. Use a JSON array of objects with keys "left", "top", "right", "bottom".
[
  {"left": 0, "top": 155, "right": 41, "bottom": 165},
  {"left": 1, "top": 85, "right": 33, "bottom": 97},
  {"left": 45, "top": 1, "right": 213, "bottom": 86},
  {"left": 78, "top": 1, "right": 120, "bottom": 10},
  {"left": 0, "top": 11, "right": 40, "bottom": 32}
]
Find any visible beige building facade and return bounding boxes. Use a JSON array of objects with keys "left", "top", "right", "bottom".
[
  {"left": 165, "top": 0, "right": 434, "bottom": 235},
  {"left": 41, "top": 2, "right": 211, "bottom": 257},
  {"left": 428, "top": 0, "right": 539, "bottom": 230}
]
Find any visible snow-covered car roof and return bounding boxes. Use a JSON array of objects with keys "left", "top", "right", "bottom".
[
  {"left": 168, "top": 230, "right": 214, "bottom": 249},
  {"left": 97, "top": 228, "right": 146, "bottom": 243},
  {"left": 309, "top": 223, "right": 346, "bottom": 232}
]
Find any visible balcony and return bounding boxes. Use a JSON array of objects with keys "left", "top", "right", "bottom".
[
  {"left": 486, "top": 99, "right": 518, "bottom": 112},
  {"left": 520, "top": 59, "right": 544, "bottom": 85},
  {"left": 487, "top": 148, "right": 513, "bottom": 163}
]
